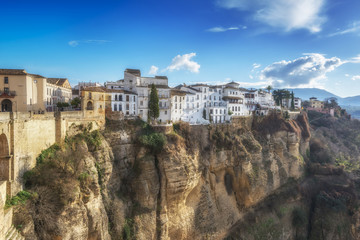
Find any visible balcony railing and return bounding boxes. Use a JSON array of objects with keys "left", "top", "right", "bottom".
[{"left": 0, "top": 90, "right": 16, "bottom": 96}]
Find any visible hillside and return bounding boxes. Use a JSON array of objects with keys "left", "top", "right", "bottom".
[{"left": 284, "top": 88, "right": 360, "bottom": 106}]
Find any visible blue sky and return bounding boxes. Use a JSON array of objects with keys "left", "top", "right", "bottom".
[{"left": 1, "top": 0, "right": 360, "bottom": 97}]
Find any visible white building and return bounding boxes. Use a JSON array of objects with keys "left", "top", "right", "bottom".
[
  {"left": 46, "top": 78, "right": 72, "bottom": 111},
  {"left": 107, "top": 69, "right": 171, "bottom": 123},
  {"left": 170, "top": 89, "right": 186, "bottom": 122},
  {"left": 282, "top": 97, "right": 302, "bottom": 110},
  {"left": 109, "top": 89, "right": 138, "bottom": 116}
]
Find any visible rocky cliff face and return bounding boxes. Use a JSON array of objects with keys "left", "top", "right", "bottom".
[{"left": 14, "top": 113, "right": 312, "bottom": 240}]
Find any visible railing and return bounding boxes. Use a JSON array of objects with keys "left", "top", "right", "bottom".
[
  {"left": 160, "top": 106, "right": 170, "bottom": 109},
  {"left": 0, "top": 90, "right": 16, "bottom": 96},
  {"left": 86, "top": 107, "right": 94, "bottom": 110}
]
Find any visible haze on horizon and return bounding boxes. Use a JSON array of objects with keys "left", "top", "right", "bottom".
[{"left": 1, "top": 0, "right": 360, "bottom": 98}]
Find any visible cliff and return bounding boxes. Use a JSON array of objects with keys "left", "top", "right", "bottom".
[{"left": 11, "top": 112, "right": 316, "bottom": 239}]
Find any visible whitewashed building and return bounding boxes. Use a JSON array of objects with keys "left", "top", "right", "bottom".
[
  {"left": 46, "top": 78, "right": 72, "bottom": 111},
  {"left": 109, "top": 89, "right": 138, "bottom": 116},
  {"left": 170, "top": 89, "right": 186, "bottom": 122}
]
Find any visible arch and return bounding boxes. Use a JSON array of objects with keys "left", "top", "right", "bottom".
[
  {"left": 0, "top": 133, "right": 10, "bottom": 181},
  {"left": 1, "top": 99, "right": 12, "bottom": 112},
  {"left": 86, "top": 101, "right": 93, "bottom": 110}
]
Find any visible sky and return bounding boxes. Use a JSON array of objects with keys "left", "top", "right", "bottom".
[{"left": 1, "top": 0, "right": 360, "bottom": 97}]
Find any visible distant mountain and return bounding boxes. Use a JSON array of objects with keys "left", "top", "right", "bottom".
[
  {"left": 341, "top": 96, "right": 360, "bottom": 106},
  {"left": 283, "top": 88, "right": 360, "bottom": 106}
]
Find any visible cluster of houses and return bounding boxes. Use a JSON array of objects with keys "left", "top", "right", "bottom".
[
  {"left": 104, "top": 69, "right": 276, "bottom": 124},
  {"left": 1, "top": 68, "right": 311, "bottom": 124}
]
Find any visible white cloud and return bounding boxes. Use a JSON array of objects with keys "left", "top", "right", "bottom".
[
  {"left": 259, "top": 53, "right": 344, "bottom": 88},
  {"left": 352, "top": 75, "right": 360, "bottom": 81},
  {"left": 148, "top": 66, "right": 159, "bottom": 75},
  {"left": 165, "top": 53, "right": 200, "bottom": 73},
  {"left": 68, "top": 41, "right": 79, "bottom": 47},
  {"left": 345, "top": 74, "right": 350, "bottom": 77},
  {"left": 68, "top": 39, "right": 111, "bottom": 47},
  {"left": 252, "top": 63, "right": 261, "bottom": 72},
  {"left": 206, "top": 25, "right": 247, "bottom": 32},
  {"left": 349, "top": 54, "right": 360, "bottom": 63},
  {"left": 328, "top": 21, "right": 360, "bottom": 37},
  {"left": 216, "top": 0, "right": 326, "bottom": 33},
  {"left": 207, "top": 26, "right": 239, "bottom": 32}
]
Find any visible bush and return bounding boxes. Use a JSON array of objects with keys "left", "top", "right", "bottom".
[
  {"left": 36, "top": 144, "right": 61, "bottom": 165},
  {"left": 5, "top": 191, "right": 33, "bottom": 209},
  {"left": 139, "top": 132, "right": 166, "bottom": 153}
]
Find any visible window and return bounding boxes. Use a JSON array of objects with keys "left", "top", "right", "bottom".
[
  {"left": 133, "top": 96, "right": 136, "bottom": 102},
  {"left": 175, "top": 96, "right": 177, "bottom": 102},
  {"left": 119, "top": 104, "right": 122, "bottom": 111},
  {"left": 4, "top": 77, "right": 8, "bottom": 84},
  {"left": 4, "top": 87, "right": 9, "bottom": 93},
  {"left": 165, "top": 111, "right": 167, "bottom": 115},
  {"left": 140, "top": 101, "right": 143, "bottom": 106},
  {"left": 115, "top": 95, "right": 118, "bottom": 101},
  {"left": 119, "top": 95, "right": 123, "bottom": 101},
  {"left": 126, "top": 104, "right": 129, "bottom": 110},
  {"left": 114, "top": 104, "right": 117, "bottom": 111},
  {"left": 175, "top": 103, "right": 177, "bottom": 109}
]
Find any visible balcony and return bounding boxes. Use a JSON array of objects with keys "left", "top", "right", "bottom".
[
  {"left": 160, "top": 106, "right": 170, "bottom": 109},
  {"left": 0, "top": 90, "right": 16, "bottom": 97}
]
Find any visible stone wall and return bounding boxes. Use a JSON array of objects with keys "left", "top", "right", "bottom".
[{"left": 0, "top": 110, "right": 106, "bottom": 239}]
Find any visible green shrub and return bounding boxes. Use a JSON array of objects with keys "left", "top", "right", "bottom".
[
  {"left": 36, "top": 144, "right": 61, "bottom": 165},
  {"left": 5, "top": 190, "right": 33, "bottom": 209},
  {"left": 123, "top": 218, "right": 134, "bottom": 240},
  {"left": 139, "top": 132, "right": 166, "bottom": 153}
]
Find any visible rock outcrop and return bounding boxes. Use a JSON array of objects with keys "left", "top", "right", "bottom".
[{"left": 14, "top": 112, "right": 314, "bottom": 239}]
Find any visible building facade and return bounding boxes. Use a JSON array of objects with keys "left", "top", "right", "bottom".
[{"left": 46, "top": 78, "right": 72, "bottom": 111}]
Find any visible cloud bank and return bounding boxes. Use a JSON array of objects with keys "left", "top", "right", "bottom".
[
  {"left": 216, "top": 0, "right": 326, "bottom": 33},
  {"left": 260, "top": 53, "right": 344, "bottom": 88},
  {"left": 165, "top": 53, "right": 200, "bottom": 73}
]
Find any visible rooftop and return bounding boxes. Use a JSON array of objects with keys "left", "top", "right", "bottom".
[
  {"left": 0, "top": 69, "right": 45, "bottom": 78},
  {"left": 125, "top": 69, "right": 141, "bottom": 77},
  {"left": 47, "top": 78, "right": 71, "bottom": 89}
]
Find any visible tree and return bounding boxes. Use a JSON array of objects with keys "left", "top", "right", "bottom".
[
  {"left": 71, "top": 97, "right": 81, "bottom": 108},
  {"left": 302, "top": 100, "right": 310, "bottom": 108},
  {"left": 56, "top": 102, "right": 69, "bottom": 108},
  {"left": 148, "top": 84, "right": 159, "bottom": 122},
  {"left": 324, "top": 97, "right": 338, "bottom": 109},
  {"left": 272, "top": 89, "right": 291, "bottom": 107},
  {"left": 266, "top": 85, "right": 273, "bottom": 93},
  {"left": 291, "top": 91, "right": 295, "bottom": 110}
]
